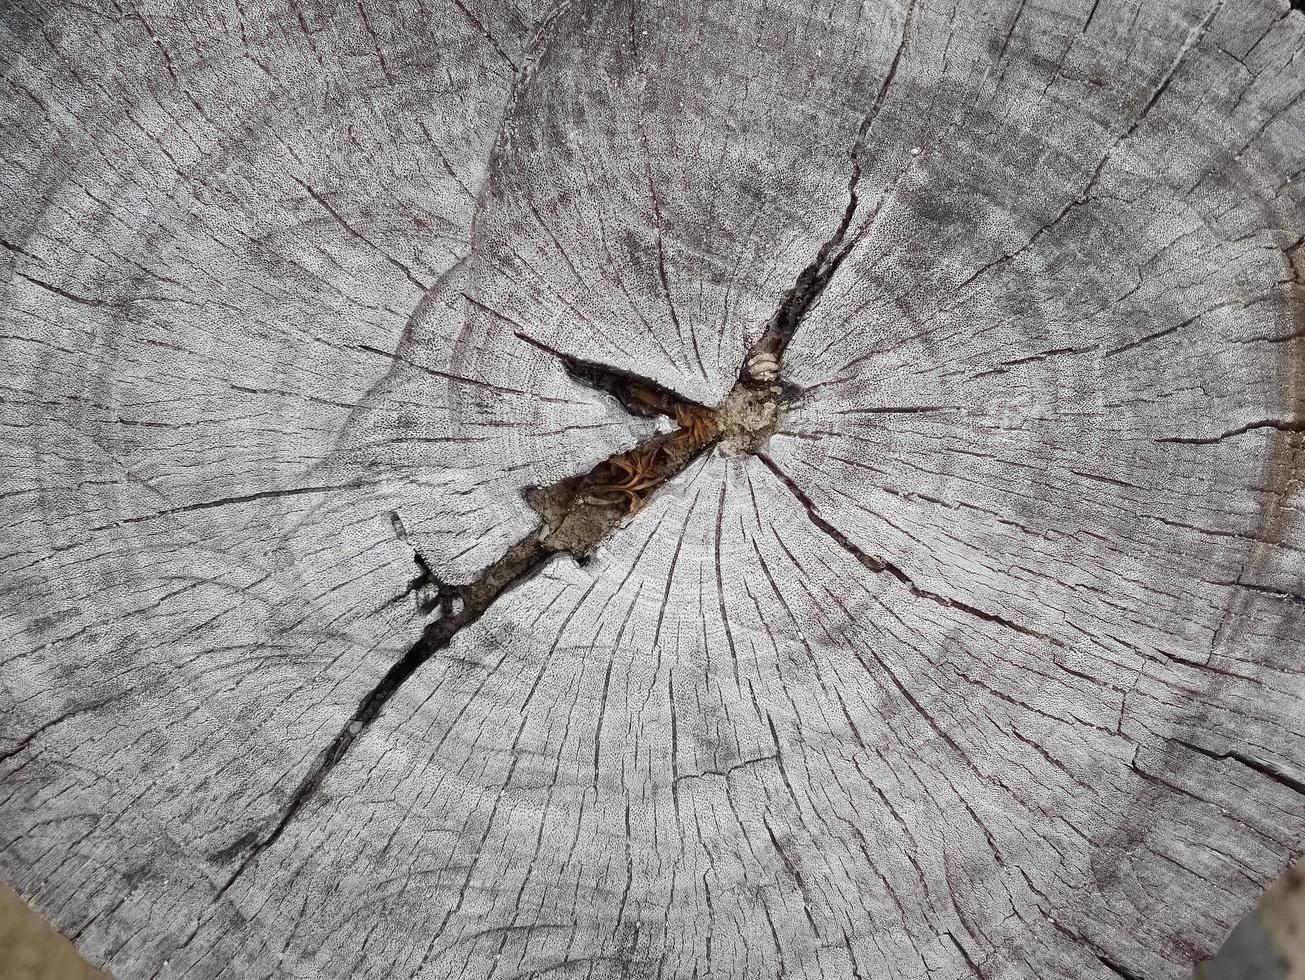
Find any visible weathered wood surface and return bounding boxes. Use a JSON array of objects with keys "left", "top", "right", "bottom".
[{"left": 3, "top": 0, "right": 1305, "bottom": 978}]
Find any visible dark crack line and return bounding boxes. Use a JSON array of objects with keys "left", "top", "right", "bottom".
[
  {"left": 10, "top": 268, "right": 125, "bottom": 309},
  {"left": 291, "top": 177, "right": 430, "bottom": 292},
  {"left": 214, "top": 361, "right": 723, "bottom": 895},
  {"left": 671, "top": 753, "right": 779, "bottom": 786},
  {"left": 1095, "top": 954, "right": 1150, "bottom": 980},
  {"left": 0, "top": 692, "right": 129, "bottom": 765},
  {"left": 448, "top": 0, "right": 519, "bottom": 72},
  {"left": 739, "top": 56, "right": 914, "bottom": 386},
  {"left": 513, "top": 329, "right": 707, "bottom": 421},
  {"left": 1049, "top": 920, "right": 1153, "bottom": 980},
  {"left": 81, "top": 481, "right": 380, "bottom": 536},
  {"left": 943, "top": 932, "right": 984, "bottom": 977},
  {"left": 388, "top": 511, "right": 443, "bottom": 613},
  {"left": 1218, "top": 579, "right": 1305, "bottom": 608},
  {"left": 213, "top": 528, "right": 548, "bottom": 900},
  {"left": 1173, "top": 737, "right": 1305, "bottom": 797},
  {"left": 1155, "top": 418, "right": 1305, "bottom": 445},
  {"left": 742, "top": 169, "right": 864, "bottom": 376},
  {"left": 755, "top": 452, "right": 1057, "bottom": 644}
]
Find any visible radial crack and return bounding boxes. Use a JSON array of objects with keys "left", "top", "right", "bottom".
[
  {"left": 1155, "top": 418, "right": 1305, "bottom": 445},
  {"left": 740, "top": 168, "right": 864, "bottom": 381},
  {"left": 1173, "top": 737, "right": 1305, "bottom": 797},
  {"left": 737, "top": 35, "right": 920, "bottom": 388},
  {"left": 513, "top": 329, "right": 709, "bottom": 424},
  {"left": 1095, "top": 953, "right": 1150, "bottom": 980},
  {"left": 215, "top": 396, "right": 723, "bottom": 893},
  {"left": 755, "top": 452, "right": 1058, "bottom": 644}
]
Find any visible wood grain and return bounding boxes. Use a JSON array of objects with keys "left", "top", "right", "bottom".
[{"left": 2, "top": 1, "right": 1304, "bottom": 978}]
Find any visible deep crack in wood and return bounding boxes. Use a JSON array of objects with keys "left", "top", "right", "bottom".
[{"left": 4, "top": 1, "right": 1305, "bottom": 978}]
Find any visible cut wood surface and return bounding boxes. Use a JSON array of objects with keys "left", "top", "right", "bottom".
[{"left": 3, "top": 0, "right": 1305, "bottom": 978}]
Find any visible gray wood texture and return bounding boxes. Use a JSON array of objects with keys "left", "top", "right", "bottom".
[{"left": 3, "top": 0, "right": 1305, "bottom": 978}]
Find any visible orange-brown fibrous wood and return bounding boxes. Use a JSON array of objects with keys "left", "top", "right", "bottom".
[{"left": 586, "top": 405, "right": 719, "bottom": 512}]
